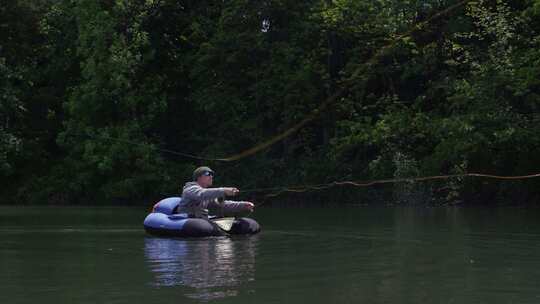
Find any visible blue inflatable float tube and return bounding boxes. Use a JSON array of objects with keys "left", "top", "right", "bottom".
[{"left": 143, "top": 197, "right": 261, "bottom": 237}]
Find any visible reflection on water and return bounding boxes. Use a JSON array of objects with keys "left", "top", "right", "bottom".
[
  {"left": 5, "top": 206, "right": 540, "bottom": 304},
  {"left": 144, "top": 236, "right": 258, "bottom": 301}
]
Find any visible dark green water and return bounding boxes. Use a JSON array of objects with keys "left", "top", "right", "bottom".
[{"left": 2, "top": 205, "right": 540, "bottom": 304}]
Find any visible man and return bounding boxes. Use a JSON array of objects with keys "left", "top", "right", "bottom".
[{"left": 179, "top": 166, "right": 254, "bottom": 218}]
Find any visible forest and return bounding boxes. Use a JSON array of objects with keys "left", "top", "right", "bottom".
[{"left": 1, "top": 0, "right": 540, "bottom": 205}]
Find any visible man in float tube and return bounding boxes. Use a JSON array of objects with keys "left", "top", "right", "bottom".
[{"left": 179, "top": 166, "right": 254, "bottom": 218}]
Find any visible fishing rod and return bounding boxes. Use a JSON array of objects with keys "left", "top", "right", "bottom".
[
  {"left": 67, "top": 131, "right": 540, "bottom": 201},
  {"left": 243, "top": 172, "right": 540, "bottom": 206}
]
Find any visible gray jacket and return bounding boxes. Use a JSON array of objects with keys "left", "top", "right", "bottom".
[{"left": 179, "top": 182, "right": 251, "bottom": 218}]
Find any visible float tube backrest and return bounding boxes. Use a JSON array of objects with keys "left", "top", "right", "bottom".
[{"left": 153, "top": 197, "right": 182, "bottom": 215}]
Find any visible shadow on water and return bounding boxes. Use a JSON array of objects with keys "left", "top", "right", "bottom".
[{"left": 144, "top": 236, "right": 258, "bottom": 301}]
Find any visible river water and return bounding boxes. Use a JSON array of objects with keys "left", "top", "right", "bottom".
[{"left": 1, "top": 205, "right": 540, "bottom": 303}]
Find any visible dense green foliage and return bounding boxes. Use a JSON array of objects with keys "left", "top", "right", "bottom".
[{"left": 1, "top": 0, "right": 539, "bottom": 205}]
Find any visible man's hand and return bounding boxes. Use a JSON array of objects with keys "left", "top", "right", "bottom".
[
  {"left": 245, "top": 202, "right": 254, "bottom": 212},
  {"left": 224, "top": 187, "right": 240, "bottom": 196}
]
